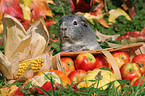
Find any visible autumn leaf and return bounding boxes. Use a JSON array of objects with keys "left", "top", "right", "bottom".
[
  {"left": 105, "top": 41, "right": 122, "bottom": 48},
  {"left": 70, "top": 0, "right": 96, "bottom": 12},
  {"left": 97, "top": 18, "right": 110, "bottom": 28},
  {"left": 0, "top": 23, "right": 3, "bottom": 33},
  {"left": 0, "top": 85, "right": 23, "bottom": 96},
  {"left": 76, "top": 12, "right": 110, "bottom": 28},
  {"left": 46, "top": 0, "right": 56, "bottom": 5},
  {"left": 141, "top": 27, "right": 145, "bottom": 36},
  {"left": 0, "top": 0, "right": 24, "bottom": 21},
  {"left": 30, "top": 0, "right": 53, "bottom": 19},
  {"left": 116, "top": 31, "right": 145, "bottom": 45},
  {"left": 108, "top": 8, "right": 131, "bottom": 23},
  {"left": 121, "top": 0, "right": 136, "bottom": 18},
  {"left": 89, "top": 0, "right": 104, "bottom": 16},
  {"left": 45, "top": 19, "right": 56, "bottom": 30},
  {"left": 116, "top": 31, "right": 141, "bottom": 41},
  {"left": 20, "top": 5, "right": 31, "bottom": 21},
  {"left": 96, "top": 31, "right": 120, "bottom": 42}
]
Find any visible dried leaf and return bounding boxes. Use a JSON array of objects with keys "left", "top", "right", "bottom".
[
  {"left": 108, "top": 8, "right": 131, "bottom": 23},
  {"left": 105, "top": 41, "right": 122, "bottom": 48},
  {"left": 96, "top": 31, "right": 120, "bottom": 42}
]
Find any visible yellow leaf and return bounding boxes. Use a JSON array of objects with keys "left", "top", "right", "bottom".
[
  {"left": 76, "top": 12, "right": 110, "bottom": 28},
  {"left": 47, "top": 0, "right": 56, "bottom": 5},
  {"left": 19, "top": 0, "right": 32, "bottom": 7},
  {"left": 108, "top": 8, "right": 131, "bottom": 23},
  {"left": 21, "top": 5, "right": 31, "bottom": 20},
  {"left": 0, "top": 23, "right": 3, "bottom": 33}
]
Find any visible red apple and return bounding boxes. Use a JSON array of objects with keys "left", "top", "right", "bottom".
[
  {"left": 120, "top": 62, "right": 142, "bottom": 82},
  {"left": 132, "top": 54, "right": 145, "bottom": 74},
  {"left": 61, "top": 57, "right": 75, "bottom": 76},
  {"left": 95, "top": 54, "right": 112, "bottom": 69},
  {"left": 133, "top": 75, "right": 145, "bottom": 87},
  {"left": 75, "top": 52, "right": 97, "bottom": 71},
  {"left": 68, "top": 69, "right": 87, "bottom": 84},
  {"left": 112, "top": 51, "right": 130, "bottom": 69}
]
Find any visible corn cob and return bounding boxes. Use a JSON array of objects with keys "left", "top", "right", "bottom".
[{"left": 16, "top": 58, "right": 43, "bottom": 79}]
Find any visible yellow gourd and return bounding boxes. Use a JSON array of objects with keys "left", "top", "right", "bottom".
[{"left": 77, "top": 69, "right": 121, "bottom": 90}]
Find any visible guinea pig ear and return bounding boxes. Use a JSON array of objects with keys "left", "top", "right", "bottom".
[
  {"left": 81, "top": 20, "right": 89, "bottom": 27},
  {"left": 76, "top": 14, "right": 89, "bottom": 27}
]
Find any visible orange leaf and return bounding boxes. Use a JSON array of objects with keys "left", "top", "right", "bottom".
[
  {"left": 45, "top": 19, "right": 56, "bottom": 30},
  {"left": 30, "top": 0, "right": 53, "bottom": 19},
  {"left": 0, "top": 0, "right": 24, "bottom": 20},
  {"left": 141, "top": 27, "right": 145, "bottom": 36},
  {"left": 97, "top": 18, "right": 110, "bottom": 28}
]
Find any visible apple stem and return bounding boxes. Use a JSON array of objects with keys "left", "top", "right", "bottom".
[
  {"left": 95, "top": 71, "right": 103, "bottom": 80},
  {"left": 88, "top": 57, "right": 93, "bottom": 61},
  {"left": 136, "top": 62, "right": 143, "bottom": 67}
]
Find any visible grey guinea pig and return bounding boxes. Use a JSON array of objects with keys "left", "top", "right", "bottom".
[{"left": 59, "top": 14, "right": 102, "bottom": 52}]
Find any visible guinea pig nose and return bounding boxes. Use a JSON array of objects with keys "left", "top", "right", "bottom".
[{"left": 60, "top": 27, "right": 67, "bottom": 31}]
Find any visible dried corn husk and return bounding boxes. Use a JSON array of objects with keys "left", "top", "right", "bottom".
[{"left": 0, "top": 14, "right": 53, "bottom": 81}]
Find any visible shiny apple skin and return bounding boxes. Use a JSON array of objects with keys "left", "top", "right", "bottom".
[
  {"left": 61, "top": 57, "right": 75, "bottom": 76},
  {"left": 68, "top": 69, "right": 87, "bottom": 83},
  {"left": 75, "top": 53, "right": 97, "bottom": 71},
  {"left": 132, "top": 54, "right": 145, "bottom": 74},
  {"left": 112, "top": 51, "right": 130, "bottom": 69},
  {"left": 120, "top": 62, "right": 142, "bottom": 82}
]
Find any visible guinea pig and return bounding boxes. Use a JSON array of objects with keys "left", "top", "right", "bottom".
[{"left": 59, "top": 14, "right": 102, "bottom": 52}]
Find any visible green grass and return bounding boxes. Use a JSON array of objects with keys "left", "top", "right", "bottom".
[
  {"left": 19, "top": 77, "right": 145, "bottom": 95},
  {"left": 1, "top": 0, "right": 145, "bottom": 95}
]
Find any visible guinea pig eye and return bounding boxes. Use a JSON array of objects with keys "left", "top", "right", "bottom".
[{"left": 73, "top": 21, "right": 78, "bottom": 25}]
